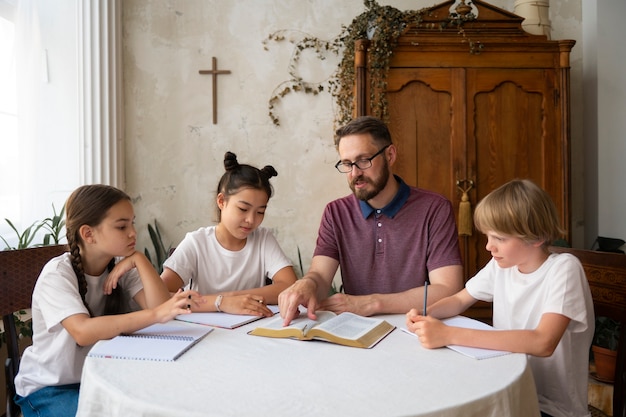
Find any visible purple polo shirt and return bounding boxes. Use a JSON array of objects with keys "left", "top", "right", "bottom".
[{"left": 313, "top": 176, "right": 462, "bottom": 295}]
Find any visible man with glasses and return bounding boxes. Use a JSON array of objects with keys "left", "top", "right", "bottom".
[{"left": 279, "top": 116, "right": 463, "bottom": 325}]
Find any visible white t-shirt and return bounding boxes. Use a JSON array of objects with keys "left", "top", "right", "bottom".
[
  {"left": 466, "top": 252, "right": 594, "bottom": 417},
  {"left": 15, "top": 253, "right": 144, "bottom": 397},
  {"left": 163, "top": 226, "right": 292, "bottom": 293}
]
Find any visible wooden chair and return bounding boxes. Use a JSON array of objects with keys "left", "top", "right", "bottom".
[
  {"left": 550, "top": 246, "right": 626, "bottom": 417},
  {"left": 0, "top": 245, "right": 67, "bottom": 417}
]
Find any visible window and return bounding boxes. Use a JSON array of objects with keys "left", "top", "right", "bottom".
[
  {"left": 0, "top": 11, "right": 20, "bottom": 247},
  {"left": 0, "top": 1, "right": 122, "bottom": 249}
]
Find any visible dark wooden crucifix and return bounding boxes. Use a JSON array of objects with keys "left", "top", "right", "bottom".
[{"left": 199, "top": 57, "right": 231, "bottom": 124}]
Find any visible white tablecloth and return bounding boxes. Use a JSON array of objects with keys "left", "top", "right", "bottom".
[{"left": 76, "top": 314, "right": 540, "bottom": 417}]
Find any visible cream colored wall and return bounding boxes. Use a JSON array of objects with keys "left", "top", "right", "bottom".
[{"left": 122, "top": 0, "right": 584, "bottom": 274}]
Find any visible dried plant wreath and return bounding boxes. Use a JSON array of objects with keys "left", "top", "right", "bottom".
[{"left": 264, "top": 0, "right": 479, "bottom": 127}]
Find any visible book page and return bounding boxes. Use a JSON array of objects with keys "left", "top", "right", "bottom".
[
  {"left": 307, "top": 312, "right": 395, "bottom": 348},
  {"left": 312, "top": 312, "right": 383, "bottom": 339},
  {"left": 249, "top": 311, "right": 394, "bottom": 348},
  {"left": 255, "top": 311, "right": 332, "bottom": 332},
  {"left": 248, "top": 310, "right": 336, "bottom": 339}
]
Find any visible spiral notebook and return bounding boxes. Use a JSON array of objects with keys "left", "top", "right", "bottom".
[{"left": 88, "top": 320, "right": 213, "bottom": 361}]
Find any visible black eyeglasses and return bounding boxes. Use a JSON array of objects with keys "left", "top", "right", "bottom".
[{"left": 334, "top": 145, "right": 390, "bottom": 173}]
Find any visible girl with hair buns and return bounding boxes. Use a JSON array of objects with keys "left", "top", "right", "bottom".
[
  {"left": 162, "top": 151, "right": 297, "bottom": 317},
  {"left": 14, "top": 184, "right": 197, "bottom": 417}
]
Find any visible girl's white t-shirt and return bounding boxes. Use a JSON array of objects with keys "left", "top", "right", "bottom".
[
  {"left": 466, "top": 252, "right": 594, "bottom": 417},
  {"left": 14, "top": 253, "right": 144, "bottom": 397},
  {"left": 163, "top": 226, "right": 292, "bottom": 293}
]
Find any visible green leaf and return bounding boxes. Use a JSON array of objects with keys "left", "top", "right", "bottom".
[{"left": 145, "top": 220, "right": 171, "bottom": 274}]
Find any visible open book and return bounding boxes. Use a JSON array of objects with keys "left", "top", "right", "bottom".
[
  {"left": 402, "top": 315, "right": 511, "bottom": 360},
  {"left": 175, "top": 305, "right": 280, "bottom": 329},
  {"left": 248, "top": 311, "right": 395, "bottom": 349},
  {"left": 88, "top": 320, "right": 213, "bottom": 361}
]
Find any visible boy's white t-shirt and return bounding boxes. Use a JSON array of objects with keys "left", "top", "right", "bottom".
[
  {"left": 15, "top": 253, "right": 144, "bottom": 397},
  {"left": 163, "top": 226, "right": 292, "bottom": 293},
  {"left": 466, "top": 252, "right": 594, "bottom": 417}
]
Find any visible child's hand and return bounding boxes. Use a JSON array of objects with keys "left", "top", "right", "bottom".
[
  {"left": 103, "top": 253, "right": 139, "bottom": 295},
  {"left": 154, "top": 290, "right": 200, "bottom": 323},
  {"left": 184, "top": 290, "right": 206, "bottom": 311},
  {"left": 219, "top": 294, "right": 274, "bottom": 317},
  {"left": 405, "top": 312, "right": 449, "bottom": 349},
  {"left": 406, "top": 308, "right": 422, "bottom": 324}
]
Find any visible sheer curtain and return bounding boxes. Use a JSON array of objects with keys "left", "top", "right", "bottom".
[
  {"left": 14, "top": 0, "right": 44, "bottom": 234},
  {"left": 0, "top": 0, "right": 122, "bottom": 248},
  {"left": 0, "top": 0, "right": 50, "bottom": 248}
]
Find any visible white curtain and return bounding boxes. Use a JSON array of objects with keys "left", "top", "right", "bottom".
[
  {"left": 0, "top": 0, "right": 122, "bottom": 248},
  {"left": 14, "top": 0, "right": 44, "bottom": 231}
]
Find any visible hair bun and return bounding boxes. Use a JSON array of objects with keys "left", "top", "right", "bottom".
[
  {"left": 260, "top": 165, "right": 278, "bottom": 179},
  {"left": 224, "top": 151, "right": 239, "bottom": 171}
]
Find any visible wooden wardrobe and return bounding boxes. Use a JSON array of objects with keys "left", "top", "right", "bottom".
[{"left": 354, "top": 0, "right": 575, "bottom": 320}]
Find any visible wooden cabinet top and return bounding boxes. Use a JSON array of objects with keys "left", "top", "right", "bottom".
[{"left": 385, "top": 0, "right": 575, "bottom": 68}]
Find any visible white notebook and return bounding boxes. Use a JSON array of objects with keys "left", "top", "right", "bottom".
[
  {"left": 441, "top": 316, "right": 511, "bottom": 360},
  {"left": 175, "top": 305, "right": 280, "bottom": 329},
  {"left": 88, "top": 320, "right": 213, "bottom": 361},
  {"left": 402, "top": 315, "right": 511, "bottom": 360}
]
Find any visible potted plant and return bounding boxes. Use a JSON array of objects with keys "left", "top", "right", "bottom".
[
  {"left": 591, "top": 316, "right": 620, "bottom": 382},
  {"left": 143, "top": 219, "right": 172, "bottom": 274},
  {"left": 0, "top": 204, "right": 67, "bottom": 349}
]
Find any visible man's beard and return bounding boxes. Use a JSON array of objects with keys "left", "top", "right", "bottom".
[{"left": 349, "top": 165, "right": 390, "bottom": 201}]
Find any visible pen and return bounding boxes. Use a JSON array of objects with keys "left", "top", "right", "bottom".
[
  {"left": 187, "top": 278, "right": 193, "bottom": 310},
  {"left": 423, "top": 278, "right": 429, "bottom": 316}
]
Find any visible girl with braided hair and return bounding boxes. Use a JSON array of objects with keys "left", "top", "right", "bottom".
[
  {"left": 162, "top": 151, "right": 297, "bottom": 317},
  {"left": 15, "top": 184, "right": 197, "bottom": 417}
]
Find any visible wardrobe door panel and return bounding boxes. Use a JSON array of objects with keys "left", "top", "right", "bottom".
[
  {"left": 386, "top": 68, "right": 463, "bottom": 204},
  {"left": 467, "top": 68, "right": 565, "bottom": 272}
]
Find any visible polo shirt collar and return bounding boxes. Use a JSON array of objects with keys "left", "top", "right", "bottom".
[{"left": 359, "top": 175, "right": 410, "bottom": 219}]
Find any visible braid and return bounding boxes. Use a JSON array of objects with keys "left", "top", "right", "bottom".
[
  {"left": 104, "top": 258, "right": 126, "bottom": 315},
  {"left": 67, "top": 232, "right": 93, "bottom": 317}
]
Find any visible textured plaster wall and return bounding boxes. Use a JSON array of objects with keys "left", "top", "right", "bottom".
[{"left": 122, "top": 0, "right": 583, "bottom": 274}]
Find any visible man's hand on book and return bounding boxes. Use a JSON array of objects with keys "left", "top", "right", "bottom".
[{"left": 278, "top": 277, "right": 319, "bottom": 326}]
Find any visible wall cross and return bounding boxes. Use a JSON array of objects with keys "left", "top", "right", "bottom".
[{"left": 199, "top": 57, "right": 231, "bottom": 124}]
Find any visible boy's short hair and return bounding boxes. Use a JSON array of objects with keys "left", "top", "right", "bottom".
[{"left": 473, "top": 179, "right": 564, "bottom": 246}]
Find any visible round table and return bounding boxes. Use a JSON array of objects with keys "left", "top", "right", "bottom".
[{"left": 77, "top": 313, "right": 540, "bottom": 417}]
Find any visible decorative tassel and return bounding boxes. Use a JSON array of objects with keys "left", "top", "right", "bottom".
[{"left": 458, "top": 191, "right": 473, "bottom": 236}]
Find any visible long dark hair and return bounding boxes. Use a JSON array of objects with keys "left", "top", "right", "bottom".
[
  {"left": 215, "top": 151, "right": 278, "bottom": 221},
  {"left": 65, "top": 184, "right": 131, "bottom": 316}
]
